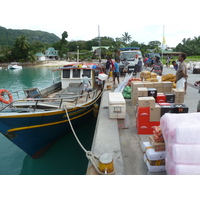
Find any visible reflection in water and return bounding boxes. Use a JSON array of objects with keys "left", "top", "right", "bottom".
[
  {"left": 20, "top": 117, "right": 96, "bottom": 175},
  {"left": 0, "top": 66, "right": 96, "bottom": 175}
]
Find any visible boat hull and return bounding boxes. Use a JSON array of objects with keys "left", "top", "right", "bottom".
[{"left": 0, "top": 105, "right": 94, "bottom": 158}]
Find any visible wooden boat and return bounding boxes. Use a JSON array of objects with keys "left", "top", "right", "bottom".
[{"left": 0, "top": 63, "right": 103, "bottom": 158}]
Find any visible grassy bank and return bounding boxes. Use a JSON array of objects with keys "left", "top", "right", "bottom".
[{"left": 161, "top": 56, "right": 200, "bottom": 64}]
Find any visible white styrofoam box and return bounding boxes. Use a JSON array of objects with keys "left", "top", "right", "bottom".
[
  {"left": 109, "top": 92, "right": 126, "bottom": 105},
  {"left": 109, "top": 105, "right": 126, "bottom": 119},
  {"left": 141, "top": 142, "right": 153, "bottom": 153},
  {"left": 146, "top": 148, "right": 166, "bottom": 160},
  {"left": 98, "top": 73, "right": 108, "bottom": 80},
  {"left": 144, "top": 154, "right": 166, "bottom": 173}
]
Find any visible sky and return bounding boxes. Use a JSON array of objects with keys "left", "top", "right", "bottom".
[{"left": 1, "top": 0, "right": 200, "bottom": 47}]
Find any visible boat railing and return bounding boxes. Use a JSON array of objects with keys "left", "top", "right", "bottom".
[{"left": 0, "top": 89, "right": 101, "bottom": 112}]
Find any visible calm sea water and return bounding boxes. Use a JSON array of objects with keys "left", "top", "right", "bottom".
[{"left": 0, "top": 66, "right": 96, "bottom": 175}]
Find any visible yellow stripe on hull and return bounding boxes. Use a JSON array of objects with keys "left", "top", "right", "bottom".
[
  {"left": 0, "top": 97, "right": 99, "bottom": 118},
  {"left": 8, "top": 108, "right": 93, "bottom": 133}
]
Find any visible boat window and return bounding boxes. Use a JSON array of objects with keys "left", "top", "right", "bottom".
[
  {"left": 73, "top": 69, "right": 80, "bottom": 78},
  {"left": 83, "top": 69, "right": 91, "bottom": 78},
  {"left": 63, "top": 70, "right": 70, "bottom": 78}
]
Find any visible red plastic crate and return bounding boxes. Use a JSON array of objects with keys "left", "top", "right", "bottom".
[
  {"left": 137, "top": 125, "right": 152, "bottom": 135},
  {"left": 136, "top": 107, "right": 150, "bottom": 122},
  {"left": 136, "top": 118, "right": 149, "bottom": 128},
  {"left": 149, "top": 121, "right": 160, "bottom": 134},
  {"left": 156, "top": 95, "right": 166, "bottom": 103}
]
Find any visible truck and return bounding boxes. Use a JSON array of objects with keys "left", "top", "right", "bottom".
[{"left": 118, "top": 47, "right": 143, "bottom": 74}]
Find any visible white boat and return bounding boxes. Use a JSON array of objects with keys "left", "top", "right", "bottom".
[{"left": 8, "top": 62, "right": 22, "bottom": 69}]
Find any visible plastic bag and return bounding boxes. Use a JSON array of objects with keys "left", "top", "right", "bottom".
[{"left": 176, "top": 77, "right": 186, "bottom": 89}]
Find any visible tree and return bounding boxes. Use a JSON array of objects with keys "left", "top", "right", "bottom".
[
  {"left": 61, "top": 31, "right": 68, "bottom": 45},
  {"left": 148, "top": 41, "right": 161, "bottom": 50},
  {"left": 122, "top": 32, "right": 132, "bottom": 44},
  {"left": 12, "top": 35, "right": 30, "bottom": 61}
]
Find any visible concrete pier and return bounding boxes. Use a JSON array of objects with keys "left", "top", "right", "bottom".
[{"left": 86, "top": 66, "right": 200, "bottom": 175}]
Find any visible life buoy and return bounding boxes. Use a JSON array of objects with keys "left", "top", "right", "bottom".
[{"left": 0, "top": 89, "right": 13, "bottom": 104}]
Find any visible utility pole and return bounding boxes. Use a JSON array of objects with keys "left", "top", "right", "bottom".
[
  {"left": 98, "top": 25, "right": 101, "bottom": 60},
  {"left": 77, "top": 46, "right": 79, "bottom": 63}
]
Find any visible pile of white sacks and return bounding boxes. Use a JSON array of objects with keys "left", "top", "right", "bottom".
[{"left": 160, "top": 112, "right": 200, "bottom": 175}]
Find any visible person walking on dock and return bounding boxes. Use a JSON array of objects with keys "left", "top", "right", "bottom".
[{"left": 113, "top": 59, "right": 120, "bottom": 85}]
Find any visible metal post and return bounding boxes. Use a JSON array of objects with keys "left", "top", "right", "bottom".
[
  {"left": 77, "top": 46, "right": 79, "bottom": 63},
  {"left": 98, "top": 25, "right": 101, "bottom": 60}
]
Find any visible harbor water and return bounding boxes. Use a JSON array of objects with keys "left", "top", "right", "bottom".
[{"left": 0, "top": 66, "right": 96, "bottom": 175}]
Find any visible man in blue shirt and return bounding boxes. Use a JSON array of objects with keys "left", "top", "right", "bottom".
[{"left": 113, "top": 59, "right": 120, "bottom": 85}]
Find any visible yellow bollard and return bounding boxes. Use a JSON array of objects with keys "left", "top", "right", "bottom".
[{"left": 98, "top": 153, "right": 114, "bottom": 174}]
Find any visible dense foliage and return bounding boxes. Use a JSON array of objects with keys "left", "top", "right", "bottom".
[
  {"left": 0, "top": 26, "right": 60, "bottom": 46},
  {"left": 174, "top": 36, "right": 200, "bottom": 56},
  {"left": 0, "top": 27, "right": 199, "bottom": 62}
]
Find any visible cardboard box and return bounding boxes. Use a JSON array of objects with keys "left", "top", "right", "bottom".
[
  {"left": 163, "top": 87, "right": 172, "bottom": 93},
  {"left": 131, "top": 82, "right": 144, "bottom": 89},
  {"left": 150, "top": 104, "right": 161, "bottom": 122},
  {"left": 143, "top": 81, "right": 154, "bottom": 88},
  {"left": 149, "top": 135, "right": 165, "bottom": 152},
  {"left": 131, "top": 82, "right": 144, "bottom": 97},
  {"left": 174, "top": 97, "right": 184, "bottom": 104},
  {"left": 163, "top": 81, "right": 173, "bottom": 88},
  {"left": 153, "top": 82, "right": 164, "bottom": 88},
  {"left": 157, "top": 88, "right": 163, "bottom": 93},
  {"left": 172, "top": 88, "right": 185, "bottom": 98},
  {"left": 137, "top": 87, "right": 148, "bottom": 97},
  {"left": 138, "top": 97, "right": 155, "bottom": 108},
  {"left": 132, "top": 97, "right": 138, "bottom": 106}
]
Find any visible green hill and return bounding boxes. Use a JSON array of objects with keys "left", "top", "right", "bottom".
[{"left": 0, "top": 26, "right": 60, "bottom": 46}]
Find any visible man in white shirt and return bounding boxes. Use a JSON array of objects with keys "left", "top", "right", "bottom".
[{"left": 78, "top": 74, "right": 91, "bottom": 97}]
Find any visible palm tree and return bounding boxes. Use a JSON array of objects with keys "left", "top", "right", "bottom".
[
  {"left": 16, "top": 35, "right": 30, "bottom": 50},
  {"left": 122, "top": 32, "right": 132, "bottom": 44},
  {"left": 12, "top": 35, "right": 30, "bottom": 61}
]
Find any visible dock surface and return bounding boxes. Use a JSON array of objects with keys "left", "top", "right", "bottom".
[{"left": 87, "top": 66, "right": 200, "bottom": 175}]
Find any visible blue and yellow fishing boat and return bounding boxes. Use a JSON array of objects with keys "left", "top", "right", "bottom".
[{"left": 0, "top": 63, "right": 103, "bottom": 158}]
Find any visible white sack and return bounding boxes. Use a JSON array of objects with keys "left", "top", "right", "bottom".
[
  {"left": 166, "top": 158, "right": 200, "bottom": 175},
  {"left": 169, "top": 144, "right": 200, "bottom": 164}
]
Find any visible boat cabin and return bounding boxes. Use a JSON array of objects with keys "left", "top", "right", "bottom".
[{"left": 53, "top": 64, "right": 97, "bottom": 89}]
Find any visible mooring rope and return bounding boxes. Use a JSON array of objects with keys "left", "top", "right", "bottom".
[{"left": 62, "top": 86, "right": 115, "bottom": 175}]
